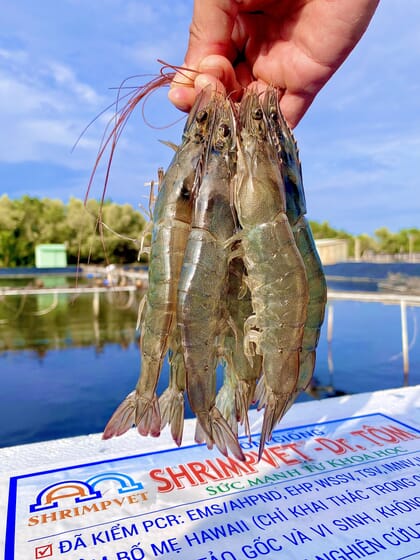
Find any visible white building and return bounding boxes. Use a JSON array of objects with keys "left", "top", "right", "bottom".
[{"left": 314, "top": 238, "right": 349, "bottom": 265}]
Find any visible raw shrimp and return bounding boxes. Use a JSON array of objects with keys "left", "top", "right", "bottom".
[
  {"left": 216, "top": 256, "right": 262, "bottom": 438},
  {"left": 177, "top": 94, "right": 244, "bottom": 460},
  {"left": 103, "top": 89, "right": 215, "bottom": 440},
  {"left": 264, "top": 88, "right": 327, "bottom": 397},
  {"left": 234, "top": 91, "right": 309, "bottom": 459}
]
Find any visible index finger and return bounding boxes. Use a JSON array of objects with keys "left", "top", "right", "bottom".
[
  {"left": 169, "top": 0, "right": 239, "bottom": 111},
  {"left": 184, "top": 0, "right": 239, "bottom": 67}
]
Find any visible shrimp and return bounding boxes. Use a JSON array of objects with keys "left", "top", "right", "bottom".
[
  {"left": 234, "top": 91, "right": 309, "bottom": 459},
  {"left": 177, "top": 93, "right": 244, "bottom": 460},
  {"left": 103, "top": 89, "right": 215, "bottom": 440},
  {"left": 264, "top": 88, "right": 327, "bottom": 398},
  {"left": 216, "top": 256, "right": 262, "bottom": 438}
]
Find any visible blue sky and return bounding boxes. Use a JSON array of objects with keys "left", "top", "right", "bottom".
[{"left": 0, "top": 0, "right": 419, "bottom": 235}]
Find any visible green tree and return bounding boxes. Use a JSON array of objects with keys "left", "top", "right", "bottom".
[
  {"left": 0, "top": 195, "right": 23, "bottom": 266},
  {"left": 374, "top": 227, "right": 400, "bottom": 254},
  {"left": 64, "top": 198, "right": 146, "bottom": 264},
  {"left": 39, "top": 198, "right": 68, "bottom": 243},
  {"left": 0, "top": 195, "right": 147, "bottom": 266},
  {"left": 65, "top": 197, "right": 99, "bottom": 263},
  {"left": 100, "top": 202, "right": 146, "bottom": 263},
  {"left": 309, "top": 220, "right": 354, "bottom": 256},
  {"left": 356, "top": 233, "right": 378, "bottom": 256}
]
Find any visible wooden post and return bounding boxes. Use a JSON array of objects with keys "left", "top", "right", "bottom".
[
  {"left": 400, "top": 300, "right": 409, "bottom": 385},
  {"left": 93, "top": 290, "right": 100, "bottom": 318},
  {"left": 327, "top": 303, "right": 334, "bottom": 344},
  {"left": 327, "top": 303, "right": 335, "bottom": 383},
  {"left": 354, "top": 237, "right": 361, "bottom": 262}
]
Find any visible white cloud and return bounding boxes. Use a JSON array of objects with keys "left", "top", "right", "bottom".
[
  {"left": 0, "top": 47, "right": 108, "bottom": 168},
  {"left": 47, "top": 62, "right": 100, "bottom": 105},
  {"left": 298, "top": 109, "right": 420, "bottom": 234}
]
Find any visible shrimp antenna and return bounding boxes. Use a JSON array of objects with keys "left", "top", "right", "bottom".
[
  {"left": 85, "top": 73, "right": 172, "bottom": 206},
  {"left": 72, "top": 74, "right": 158, "bottom": 153},
  {"left": 158, "top": 59, "right": 199, "bottom": 85},
  {"left": 85, "top": 61, "right": 201, "bottom": 204}
]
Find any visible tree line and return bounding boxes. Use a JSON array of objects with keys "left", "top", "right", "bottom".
[
  {"left": 0, "top": 195, "right": 146, "bottom": 267},
  {"left": 309, "top": 221, "right": 420, "bottom": 258},
  {"left": 0, "top": 195, "right": 418, "bottom": 267}
]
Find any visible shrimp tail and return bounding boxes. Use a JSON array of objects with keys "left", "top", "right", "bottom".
[
  {"left": 195, "top": 408, "right": 245, "bottom": 461},
  {"left": 135, "top": 395, "right": 161, "bottom": 437},
  {"left": 159, "top": 346, "right": 186, "bottom": 446},
  {"left": 257, "top": 388, "right": 290, "bottom": 461},
  {"left": 102, "top": 389, "right": 161, "bottom": 440},
  {"left": 159, "top": 389, "right": 184, "bottom": 446},
  {"left": 215, "top": 372, "right": 239, "bottom": 436},
  {"left": 102, "top": 390, "right": 137, "bottom": 439},
  {"left": 235, "top": 379, "right": 254, "bottom": 435}
]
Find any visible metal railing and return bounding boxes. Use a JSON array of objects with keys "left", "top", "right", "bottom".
[{"left": 327, "top": 290, "right": 420, "bottom": 382}]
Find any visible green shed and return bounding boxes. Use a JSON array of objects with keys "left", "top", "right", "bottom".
[{"left": 35, "top": 244, "right": 68, "bottom": 268}]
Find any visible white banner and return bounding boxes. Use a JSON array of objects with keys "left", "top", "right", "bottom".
[{"left": 2, "top": 412, "right": 420, "bottom": 560}]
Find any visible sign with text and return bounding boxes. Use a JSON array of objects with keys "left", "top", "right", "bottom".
[{"left": 3, "top": 413, "right": 420, "bottom": 559}]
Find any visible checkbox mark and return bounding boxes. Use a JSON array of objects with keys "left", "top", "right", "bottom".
[{"left": 35, "top": 544, "right": 53, "bottom": 559}]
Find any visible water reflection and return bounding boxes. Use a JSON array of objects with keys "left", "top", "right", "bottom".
[
  {"left": 1, "top": 274, "right": 419, "bottom": 448},
  {"left": 0, "top": 280, "right": 143, "bottom": 357},
  {"left": 0, "top": 277, "right": 147, "bottom": 447}
]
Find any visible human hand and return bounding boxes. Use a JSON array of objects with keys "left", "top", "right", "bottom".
[{"left": 168, "top": 0, "right": 380, "bottom": 128}]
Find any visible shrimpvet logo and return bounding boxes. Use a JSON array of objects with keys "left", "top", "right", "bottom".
[{"left": 28, "top": 472, "right": 148, "bottom": 526}]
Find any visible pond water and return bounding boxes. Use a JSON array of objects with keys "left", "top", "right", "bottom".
[{"left": 0, "top": 268, "right": 419, "bottom": 448}]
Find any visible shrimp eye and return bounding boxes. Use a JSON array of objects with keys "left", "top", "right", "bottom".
[
  {"left": 252, "top": 107, "right": 263, "bottom": 120},
  {"left": 196, "top": 110, "right": 208, "bottom": 123},
  {"left": 269, "top": 109, "right": 278, "bottom": 121},
  {"left": 219, "top": 123, "right": 230, "bottom": 137}
]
